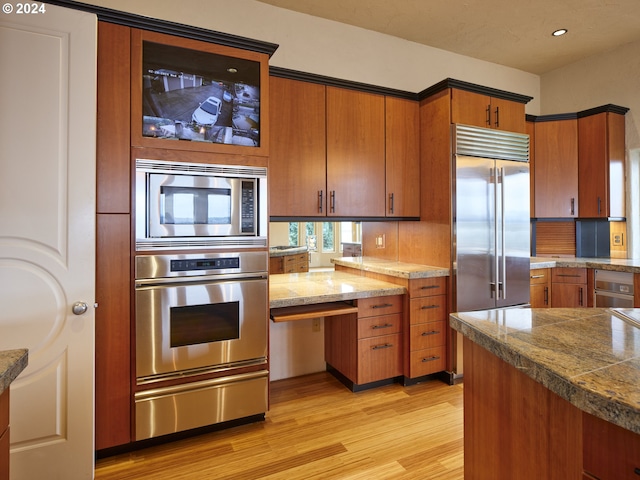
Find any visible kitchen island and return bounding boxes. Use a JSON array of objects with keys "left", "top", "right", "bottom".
[
  {"left": 1, "top": 349, "right": 28, "bottom": 480},
  {"left": 450, "top": 308, "right": 639, "bottom": 479}
]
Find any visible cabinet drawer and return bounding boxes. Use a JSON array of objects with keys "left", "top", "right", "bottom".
[
  {"left": 530, "top": 268, "right": 550, "bottom": 285},
  {"left": 358, "top": 295, "right": 403, "bottom": 317},
  {"left": 410, "top": 295, "right": 446, "bottom": 324},
  {"left": 410, "top": 321, "right": 446, "bottom": 351},
  {"left": 358, "top": 313, "right": 402, "bottom": 339},
  {"left": 409, "top": 346, "right": 446, "bottom": 377},
  {"left": 358, "top": 333, "right": 403, "bottom": 384},
  {"left": 552, "top": 267, "right": 587, "bottom": 284},
  {"left": 409, "top": 277, "right": 447, "bottom": 298}
]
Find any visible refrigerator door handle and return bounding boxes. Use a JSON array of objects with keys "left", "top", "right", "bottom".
[
  {"left": 493, "top": 166, "right": 499, "bottom": 299},
  {"left": 500, "top": 166, "right": 506, "bottom": 299}
]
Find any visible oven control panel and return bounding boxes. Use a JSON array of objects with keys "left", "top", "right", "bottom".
[{"left": 170, "top": 257, "right": 240, "bottom": 272}]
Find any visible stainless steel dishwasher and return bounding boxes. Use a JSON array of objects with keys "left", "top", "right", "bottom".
[{"left": 594, "top": 270, "right": 634, "bottom": 307}]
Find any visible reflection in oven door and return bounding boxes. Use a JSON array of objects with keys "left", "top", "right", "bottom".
[{"left": 135, "top": 276, "right": 268, "bottom": 383}]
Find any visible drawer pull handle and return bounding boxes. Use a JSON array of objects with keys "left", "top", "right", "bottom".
[
  {"left": 421, "top": 305, "right": 439, "bottom": 310},
  {"left": 633, "top": 467, "right": 640, "bottom": 475},
  {"left": 372, "top": 343, "right": 393, "bottom": 350},
  {"left": 372, "top": 303, "right": 393, "bottom": 309},
  {"left": 420, "top": 285, "right": 439, "bottom": 290},
  {"left": 372, "top": 323, "right": 394, "bottom": 330},
  {"left": 421, "top": 330, "right": 440, "bottom": 336},
  {"left": 421, "top": 355, "right": 441, "bottom": 362},
  {"left": 530, "top": 274, "right": 544, "bottom": 279},
  {"left": 557, "top": 274, "right": 581, "bottom": 277}
]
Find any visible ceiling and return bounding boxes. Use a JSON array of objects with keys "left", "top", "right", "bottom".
[{"left": 256, "top": 0, "right": 640, "bottom": 75}]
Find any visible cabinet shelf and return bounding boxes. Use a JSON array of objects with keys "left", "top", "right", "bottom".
[{"left": 270, "top": 302, "right": 357, "bottom": 322}]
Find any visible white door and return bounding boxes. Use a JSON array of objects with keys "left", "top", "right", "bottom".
[{"left": 0, "top": 5, "right": 97, "bottom": 479}]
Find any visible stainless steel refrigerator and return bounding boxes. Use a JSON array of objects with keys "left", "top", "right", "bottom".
[
  {"left": 451, "top": 124, "right": 530, "bottom": 376},
  {"left": 450, "top": 125, "right": 531, "bottom": 382}
]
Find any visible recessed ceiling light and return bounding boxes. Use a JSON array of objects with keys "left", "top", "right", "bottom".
[
  {"left": 227, "top": 67, "right": 238, "bottom": 73},
  {"left": 552, "top": 29, "right": 568, "bottom": 37}
]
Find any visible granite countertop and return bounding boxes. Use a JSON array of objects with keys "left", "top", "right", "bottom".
[
  {"left": 530, "top": 256, "right": 640, "bottom": 272},
  {"left": 269, "top": 270, "right": 407, "bottom": 308},
  {"left": 449, "top": 308, "right": 640, "bottom": 434},
  {"left": 269, "top": 246, "right": 309, "bottom": 257},
  {"left": 331, "top": 257, "right": 450, "bottom": 279},
  {"left": 0, "top": 349, "right": 28, "bottom": 395}
]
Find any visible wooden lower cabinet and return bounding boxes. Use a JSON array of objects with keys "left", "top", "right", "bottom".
[
  {"left": 325, "top": 295, "right": 403, "bottom": 389},
  {"left": 406, "top": 277, "right": 448, "bottom": 378},
  {"left": 551, "top": 267, "right": 588, "bottom": 307},
  {"left": 530, "top": 268, "right": 551, "bottom": 308},
  {"left": 1, "top": 389, "right": 8, "bottom": 480},
  {"left": 269, "top": 252, "right": 309, "bottom": 274}
]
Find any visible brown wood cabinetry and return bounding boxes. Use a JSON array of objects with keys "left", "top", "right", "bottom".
[
  {"left": 269, "top": 76, "right": 326, "bottom": 217},
  {"left": 1, "top": 389, "right": 8, "bottom": 480},
  {"left": 551, "top": 267, "right": 587, "bottom": 307},
  {"left": 451, "top": 88, "right": 526, "bottom": 133},
  {"left": 269, "top": 74, "right": 420, "bottom": 219},
  {"left": 269, "top": 252, "right": 309, "bottom": 274},
  {"left": 406, "top": 277, "right": 447, "bottom": 378},
  {"left": 534, "top": 118, "right": 579, "bottom": 218},
  {"left": 385, "top": 97, "right": 420, "bottom": 217},
  {"left": 527, "top": 120, "right": 536, "bottom": 217},
  {"left": 583, "top": 412, "right": 640, "bottom": 480},
  {"left": 529, "top": 268, "right": 551, "bottom": 308},
  {"left": 326, "top": 86, "right": 386, "bottom": 217},
  {"left": 578, "top": 110, "right": 627, "bottom": 219},
  {"left": 325, "top": 295, "right": 403, "bottom": 388}
]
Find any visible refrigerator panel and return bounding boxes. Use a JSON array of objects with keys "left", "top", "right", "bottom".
[
  {"left": 454, "top": 155, "right": 496, "bottom": 312},
  {"left": 496, "top": 159, "right": 531, "bottom": 308}
]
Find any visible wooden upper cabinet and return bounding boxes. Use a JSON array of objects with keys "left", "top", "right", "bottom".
[
  {"left": 534, "top": 119, "right": 579, "bottom": 218},
  {"left": 326, "top": 87, "right": 386, "bottom": 217},
  {"left": 269, "top": 77, "right": 327, "bottom": 216},
  {"left": 578, "top": 111, "right": 626, "bottom": 218},
  {"left": 527, "top": 120, "right": 536, "bottom": 217},
  {"left": 451, "top": 89, "right": 526, "bottom": 133},
  {"left": 97, "top": 21, "right": 131, "bottom": 214},
  {"left": 130, "top": 29, "right": 271, "bottom": 157},
  {"left": 385, "top": 97, "right": 420, "bottom": 218}
]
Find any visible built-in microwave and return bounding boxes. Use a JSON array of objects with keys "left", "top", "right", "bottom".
[{"left": 135, "top": 159, "right": 267, "bottom": 250}]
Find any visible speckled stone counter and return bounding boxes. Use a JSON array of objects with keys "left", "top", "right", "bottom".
[
  {"left": 331, "top": 257, "right": 449, "bottom": 279},
  {"left": 0, "top": 349, "right": 28, "bottom": 395},
  {"left": 269, "top": 270, "right": 406, "bottom": 308},
  {"left": 269, "top": 246, "right": 309, "bottom": 257},
  {"left": 530, "top": 256, "right": 640, "bottom": 273},
  {"left": 450, "top": 308, "right": 640, "bottom": 434}
]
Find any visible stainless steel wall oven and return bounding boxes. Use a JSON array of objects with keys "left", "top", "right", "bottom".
[{"left": 134, "top": 251, "right": 268, "bottom": 440}]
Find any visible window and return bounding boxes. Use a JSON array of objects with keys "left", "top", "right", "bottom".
[{"left": 288, "top": 221, "right": 359, "bottom": 253}]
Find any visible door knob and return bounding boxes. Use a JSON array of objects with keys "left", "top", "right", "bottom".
[{"left": 72, "top": 301, "right": 88, "bottom": 315}]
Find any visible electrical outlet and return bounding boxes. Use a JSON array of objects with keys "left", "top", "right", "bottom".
[
  {"left": 312, "top": 318, "right": 321, "bottom": 332},
  {"left": 612, "top": 233, "right": 624, "bottom": 246},
  {"left": 375, "top": 234, "right": 385, "bottom": 248}
]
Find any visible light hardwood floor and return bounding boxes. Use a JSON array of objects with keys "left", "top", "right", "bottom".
[{"left": 95, "top": 372, "right": 464, "bottom": 479}]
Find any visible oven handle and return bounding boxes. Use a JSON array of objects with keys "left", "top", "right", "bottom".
[{"left": 135, "top": 272, "right": 267, "bottom": 288}]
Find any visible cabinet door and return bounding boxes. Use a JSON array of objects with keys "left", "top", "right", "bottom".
[
  {"left": 551, "top": 284, "right": 586, "bottom": 307},
  {"left": 327, "top": 87, "right": 386, "bottom": 217},
  {"left": 534, "top": 119, "right": 579, "bottom": 218},
  {"left": 490, "top": 97, "right": 526, "bottom": 133},
  {"left": 385, "top": 97, "right": 420, "bottom": 217},
  {"left": 451, "top": 89, "right": 491, "bottom": 128},
  {"left": 578, "top": 112, "right": 626, "bottom": 218},
  {"left": 527, "top": 120, "right": 536, "bottom": 217},
  {"left": 269, "top": 77, "right": 327, "bottom": 216},
  {"left": 530, "top": 284, "right": 549, "bottom": 308},
  {"left": 358, "top": 333, "right": 403, "bottom": 384}
]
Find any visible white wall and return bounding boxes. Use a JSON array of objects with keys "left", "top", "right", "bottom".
[{"left": 83, "top": 0, "right": 541, "bottom": 113}]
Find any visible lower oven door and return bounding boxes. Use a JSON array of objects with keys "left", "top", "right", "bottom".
[{"left": 135, "top": 275, "right": 268, "bottom": 382}]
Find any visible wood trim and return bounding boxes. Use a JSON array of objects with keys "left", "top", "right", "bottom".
[
  {"left": 417, "top": 78, "right": 533, "bottom": 104},
  {"left": 44, "top": 0, "right": 279, "bottom": 56},
  {"left": 270, "top": 303, "right": 358, "bottom": 322}
]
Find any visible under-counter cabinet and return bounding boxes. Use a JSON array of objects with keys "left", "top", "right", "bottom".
[
  {"left": 325, "top": 295, "right": 403, "bottom": 390},
  {"left": 1, "top": 390, "right": 8, "bottom": 480},
  {"left": 406, "top": 277, "right": 448, "bottom": 379},
  {"left": 269, "top": 252, "right": 309, "bottom": 274},
  {"left": 533, "top": 118, "right": 579, "bottom": 218},
  {"left": 529, "top": 268, "right": 551, "bottom": 308},
  {"left": 578, "top": 108, "right": 628, "bottom": 219},
  {"left": 551, "top": 267, "right": 588, "bottom": 307},
  {"left": 451, "top": 88, "right": 526, "bottom": 133}
]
